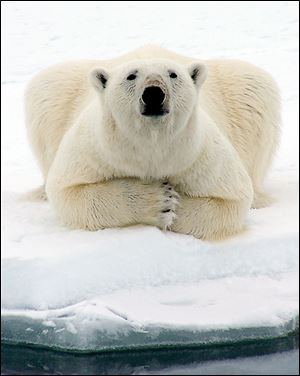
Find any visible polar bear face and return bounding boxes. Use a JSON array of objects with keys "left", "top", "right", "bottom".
[{"left": 90, "top": 59, "right": 207, "bottom": 136}]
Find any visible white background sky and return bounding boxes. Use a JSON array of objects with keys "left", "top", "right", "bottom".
[{"left": 1, "top": 1, "right": 299, "bottom": 191}]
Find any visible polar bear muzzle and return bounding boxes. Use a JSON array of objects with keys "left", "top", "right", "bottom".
[{"left": 140, "top": 86, "right": 169, "bottom": 117}]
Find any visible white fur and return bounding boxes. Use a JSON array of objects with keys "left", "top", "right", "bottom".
[{"left": 25, "top": 45, "right": 280, "bottom": 240}]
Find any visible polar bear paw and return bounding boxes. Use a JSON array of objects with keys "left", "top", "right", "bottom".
[{"left": 159, "top": 182, "right": 179, "bottom": 230}]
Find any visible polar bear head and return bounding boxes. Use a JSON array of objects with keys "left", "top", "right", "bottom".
[{"left": 90, "top": 59, "right": 207, "bottom": 137}]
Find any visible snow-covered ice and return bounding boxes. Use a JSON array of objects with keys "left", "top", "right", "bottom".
[{"left": 1, "top": 2, "right": 299, "bottom": 351}]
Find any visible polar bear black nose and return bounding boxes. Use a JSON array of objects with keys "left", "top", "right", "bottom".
[{"left": 142, "top": 86, "right": 165, "bottom": 106}]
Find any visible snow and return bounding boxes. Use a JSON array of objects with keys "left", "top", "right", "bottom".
[{"left": 1, "top": 2, "right": 299, "bottom": 351}]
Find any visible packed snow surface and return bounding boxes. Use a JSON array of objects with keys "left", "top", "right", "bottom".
[{"left": 1, "top": 2, "right": 299, "bottom": 351}]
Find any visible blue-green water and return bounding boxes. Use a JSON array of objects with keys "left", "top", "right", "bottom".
[{"left": 1, "top": 334, "right": 299, "bottom": 375}]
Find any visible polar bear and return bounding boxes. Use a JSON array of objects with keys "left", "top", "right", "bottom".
[{"left": 25, "top": 45, "right": 280, "bottom": 240}]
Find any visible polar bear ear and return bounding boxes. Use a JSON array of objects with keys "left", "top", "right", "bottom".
[
  {"left": 188, "top": 63, "right": 207, "bottom": 88},
  {"left": 90, "top": 68, "right": 109, "bottom": 91}
]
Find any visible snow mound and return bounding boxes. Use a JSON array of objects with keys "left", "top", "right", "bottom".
[{"left": 1, "top": 169, "right": 299, "bottom": 351}]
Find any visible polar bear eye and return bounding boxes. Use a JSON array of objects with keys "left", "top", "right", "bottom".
[
  {"left": 127, "top": 74, "right": 137, "bottom": 81},
  {"left": 169, "top": 72, "right": 177, "bottom": 79}
]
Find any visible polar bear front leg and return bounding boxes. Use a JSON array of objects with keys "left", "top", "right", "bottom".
[
  {"left": 47, "top": 179, "right": 179, "bottom": 231},
  {"left": 170, "top": 196, "right": 248, "bottom": 240},
  {"left": 169, "top": 130, "right": 254, "bottom": 241}
]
